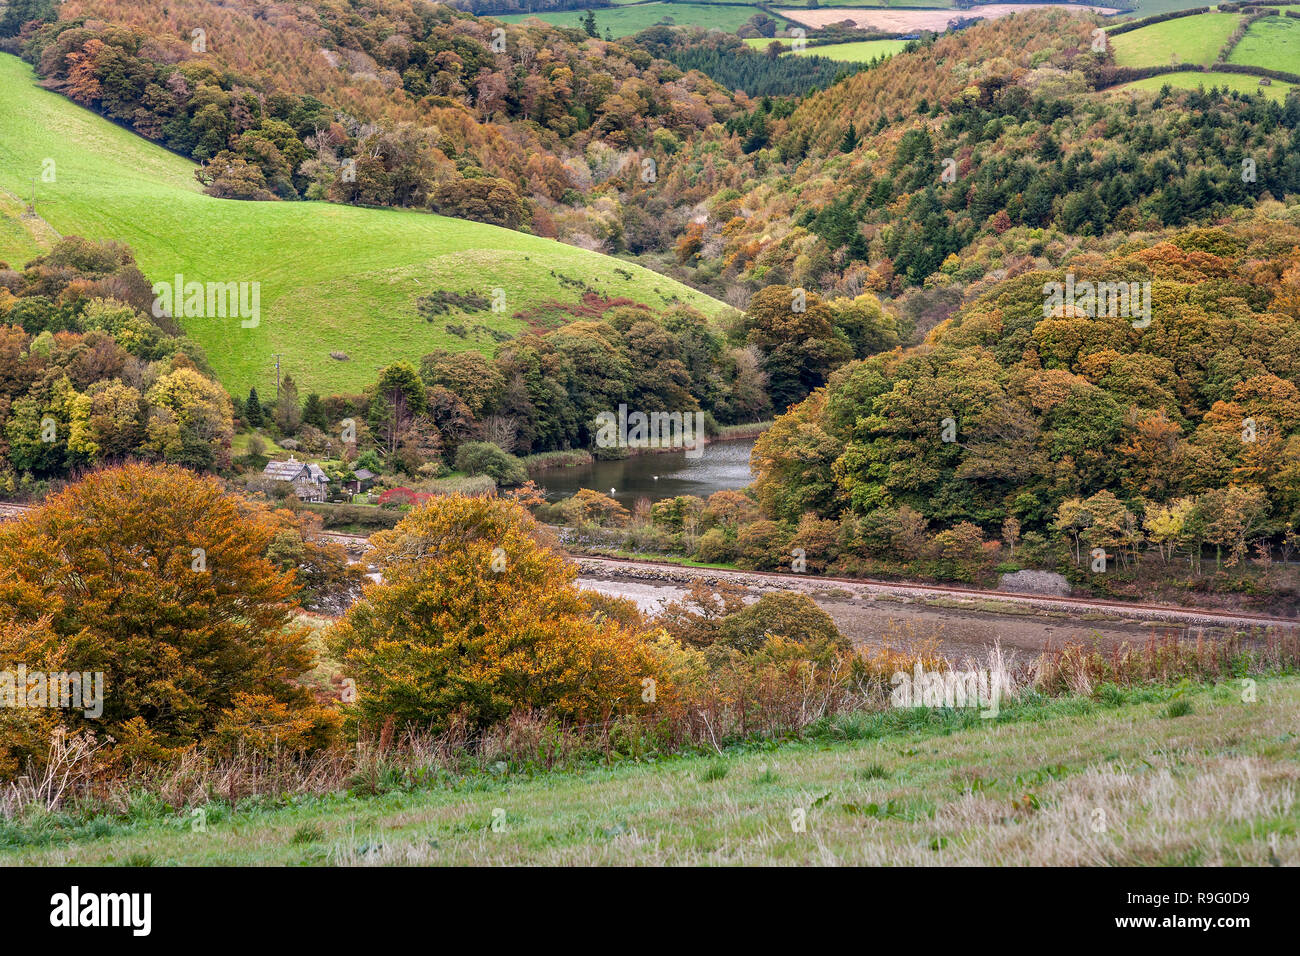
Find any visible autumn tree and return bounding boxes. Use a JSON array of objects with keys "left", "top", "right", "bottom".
[
  {"left": 0, "top": 464, "right": 335, "bottom": 750},
  {"left": 744, "top": 285, "right": 851, "bottom": 411},
  {"left": 327, "top": 495, "right": 669, "bottom": 730}
]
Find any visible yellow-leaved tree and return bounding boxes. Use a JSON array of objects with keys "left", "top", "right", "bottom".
[
  {"left": 0, "top": 464, "right": 337, "bottom": 764},
  {"left": 328, "top": 495, "right": 672, "bottom": 732}
]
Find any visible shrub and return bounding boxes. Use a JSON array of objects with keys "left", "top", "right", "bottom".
[
  {"left": 694, "top": 527, "right": 736, "bottom": 564},
  {"left": 717, "top": 592, "right": 849, "bottom": 655},
  {"left": 327, "top": 495, "right": 671, "bottom": 731},
  {"left": 734, "top": 519, "right": 791, "bottom": 570},
  {"left": 559, "top": 489, "right": 630, "bottom": 528},
  {"left": 453, "top": 441, "right": 528, "bottom": 487}
]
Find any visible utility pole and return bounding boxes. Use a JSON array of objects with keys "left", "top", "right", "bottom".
[{"left": 272, "top": 354, "right": 282, "bottom": 401}]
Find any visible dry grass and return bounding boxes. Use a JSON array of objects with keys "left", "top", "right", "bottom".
[{"left": 3, "top": 677, "right": 1297, "bottom": 865}]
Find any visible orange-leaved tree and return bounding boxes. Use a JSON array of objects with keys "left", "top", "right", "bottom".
[
  {"left": 328, "top": 494, "right": 672, "bottom": 732},
  {"left": 0, "top": 464, "right": 336, "bottom": 758}
]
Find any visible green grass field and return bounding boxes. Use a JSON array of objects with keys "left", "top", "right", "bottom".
[
  {"left": 791, "top": 38, "right": 910, "bottom": 60},
  {"left": 1109, "top": 11, "right": 1242, "bottom": 67},
  {"left": 741, "top": 37, "right": 907, "bottom": 61},
  {"left": 0, "top": 54, "right": 726, "bottom": 398},
  {"left": 497, "top": 3, "right": 773, "bottom": 37},
  {"left": 1228, "top": 14, "right": 1300, "bottom": 76},
  {"left": 779, "top": 0, "right": 952, "bottom": 7},
  {"left": 3, "top": 677, "right": 1296, "bottom": 864},
  {"left": 1117, "top": 69, "right": 1296, "bottom": 101}
]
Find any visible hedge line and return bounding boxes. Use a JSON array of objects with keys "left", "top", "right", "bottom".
[
  {"left": 1092, "top": 61, "right": 1300, "bottom": 90},
  {"left": 1107, "top": 6, "right": 1209, "bottom": 37}
]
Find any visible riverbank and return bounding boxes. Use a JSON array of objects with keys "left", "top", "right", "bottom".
[
  {"left": 523, "top": 422, "right": 770, "bottom": 476},
  {"left": 576, "top": 556, "right": 1298, "bottom": 663}
]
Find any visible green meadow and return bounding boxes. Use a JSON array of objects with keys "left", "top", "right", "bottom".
[
  {"left": 1228, "top": 14, "right": 1300, "bottom": 76},
  {"left": 496, "top": 3, "right": 773, "bottom": 37},
  {"left": 1118, "top": 69, "right": 1295, "bottom": 102},
  {"left": 0, "top": 54, "right": 725, "bottom": 398},
  {"left": 3, "top": 677, "right": 1296, "bottom": 865},
  {"left": 1109, "top": 11, "right": 1242, "bottom": 67},
  {"left": 790, "top": 38, "right": 909, "bottom": 61},
  {"left": 743, "top": 36, "right": 909, "bottom": 61}
]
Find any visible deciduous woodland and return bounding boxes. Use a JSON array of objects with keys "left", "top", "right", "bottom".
[{"left": 0, "top": 0, "right": 1297, "bottom": 869}]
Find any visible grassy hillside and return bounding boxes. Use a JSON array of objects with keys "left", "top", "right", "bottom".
[
  {"left": 4, "top": 677, "right": 1295, "bottom": 864},
  {"left": 790, "top": 38, "right": 910, "bottom": 61},
  {"left": 1117, "top": 69, "right": 1296, "bottom": 101},
  {"left": 1109, "top": 11, "right": 1242, "bottom": 68},
  {"left": 741, "top": 37, "right": 909, "bottom": 61},
  {"left": 0, "top": 54, "right": 727, "bottom": 398},
  {"left": 497, "top": 3, "right": 774, "bottom": 37},
  {"left": 1228, "top": 14, "right": 1300, "bottom": 76}
]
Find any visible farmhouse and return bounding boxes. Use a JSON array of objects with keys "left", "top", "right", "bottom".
[{"left": 263, "top": 456, "right": 330, "bottom": 502}]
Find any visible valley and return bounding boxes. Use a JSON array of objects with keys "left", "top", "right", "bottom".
[{"left": 0, "top": 0, "right": 1297, "bottom": 886}]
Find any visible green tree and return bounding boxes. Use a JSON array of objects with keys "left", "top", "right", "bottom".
[{"left": 246, "top": 387, "right": 264, "bottom": 427}]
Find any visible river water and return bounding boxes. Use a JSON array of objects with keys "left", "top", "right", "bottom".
[{"left": 534, "top": 438, "right": 756, "bottom": 506}]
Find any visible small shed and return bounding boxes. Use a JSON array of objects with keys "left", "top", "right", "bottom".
[{"left": 345, "top": 468, "right": 376, "bottom": 495}]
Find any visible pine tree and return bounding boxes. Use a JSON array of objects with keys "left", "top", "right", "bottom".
[
  {"left": 581, "top": 10, "right": 597, "bottom": 38},
  {"left": 303, "top": 392, "right": 329, "bottom": 431},
  {"left": 839, "top": 122, "right": 858, "bottom": 154},
  {"left": 246, "top": 387, "right": 264, "bottom": 427}
]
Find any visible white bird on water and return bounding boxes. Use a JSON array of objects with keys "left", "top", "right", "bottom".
[{"left": 610, "top": 487, "right": 616, "bottom": 495}]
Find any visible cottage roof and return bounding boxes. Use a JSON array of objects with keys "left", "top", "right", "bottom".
[{"left": 263, "top": 457, "right": 309, "bottom": 481}]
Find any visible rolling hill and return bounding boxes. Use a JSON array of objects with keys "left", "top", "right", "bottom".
[{"left": 0, "top": 53, "right": 728, "bottom": 398}]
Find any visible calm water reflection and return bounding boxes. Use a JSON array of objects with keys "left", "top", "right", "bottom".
[{"left": 536, "top": 438, "right": 755, "bottom": 505}]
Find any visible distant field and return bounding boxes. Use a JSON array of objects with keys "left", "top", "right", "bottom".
[
  {"left": 788, "top": 0, "right": 952, "bottom": 6},
  {"left": 792, "top": 38, "right": 910, "bottom": 60},
  {"left": 1117, "top": 69, "right": 1296, "bottom": 101},
  {"left": 741, "top": 36, "right": 908, "bottom": 61},
  {"left": 0, "top": 54, "right": 726, "bottom": 398},
  {"left": 778, "top": 4, "right": 1118, "bottom": 32},
  {"left": 497, "top": 3, "right": 774, "bottom": 36},
  {"left": 1109, "top": 11, "right": 1241, "bottom": 67},
  {"left": 1227, "top": 14, "right": 1300, "bottom": 76}
]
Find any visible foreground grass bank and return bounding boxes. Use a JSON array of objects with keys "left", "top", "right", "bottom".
[{"left": 4, "top": 677, "right": 1297, "bottom": 865}]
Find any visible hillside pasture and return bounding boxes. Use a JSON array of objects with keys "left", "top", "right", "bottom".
[
  {"left": 3, "top": 677, "right": 1297, "bottom": 865},
  {"left": 496, "top": 3, "right": 773, "bottom": 37},
  {"left": 0, "top": 54, "right": 726, "bottom": 398},
  {"left": 1108, "top": 11, "right": 1242, "bottom": 68},
  {"left": 1116, "top": 68, "right": 1296, "bottom": 101},
  {"left": 1227, "top": 14, "right": 1300, "bottom": 76},
  {"left": 791, "top": 38, "right": 911, "bottom": 61}
]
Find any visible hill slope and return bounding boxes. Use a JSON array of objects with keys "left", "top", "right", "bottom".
[
  {"left": 0, "top": 54, "right": 727, "bottom": 397},
  {"left": 3, "top": 677, "right": 1296, "bottom": 864}
]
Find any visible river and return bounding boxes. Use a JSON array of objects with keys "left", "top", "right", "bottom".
[{"left": 534, "top": 438, "right": 756, "bottom": 506}]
